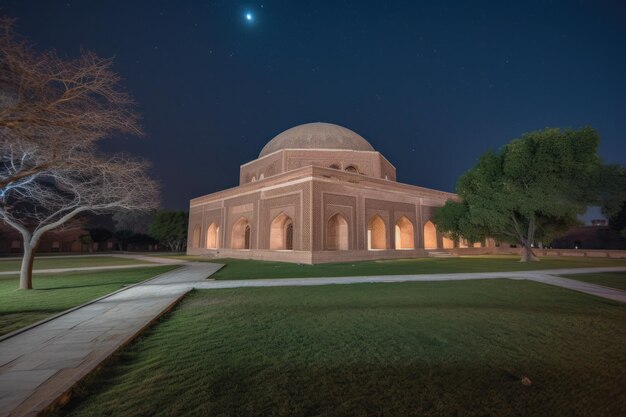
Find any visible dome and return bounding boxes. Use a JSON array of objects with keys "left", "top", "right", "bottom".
[{"left": 259, "top": 122, "right": 375, "bottom": 157}]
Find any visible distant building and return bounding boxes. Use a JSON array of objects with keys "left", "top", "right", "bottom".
[
  {"left": 187, "top": 122, "right": 491, "bottom": 264},
  {"left": 550, "top": 225, "right": 626, "bottom": 250},
  {"left": 0, "top": 224, "right": 111, "bottom": 254},
  {"left": 0, "top": 222, "right": 159, "bottom": 254}
]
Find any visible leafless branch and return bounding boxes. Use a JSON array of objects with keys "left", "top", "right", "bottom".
[{"left": 0, "top": 17, "right": 159, "bottom": 289}]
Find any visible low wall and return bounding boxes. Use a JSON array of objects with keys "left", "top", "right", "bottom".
[
  {"left": 433, "top": 247, "right": 495, "bottom": 256},
  {"left": 311, "top": 249, "right": 428, "bottom": 264},
  {"left": 493, "top": 247, "right": 626, "bottom": 259},
  {"left": 186, "top": 246, "right": 626, "bottom": 264},
  {"left": 187, "top": 248, "right": 313, "bottom": 264},
  {"left": 187, "top": 248, "right": 430, "bottom": 264}
]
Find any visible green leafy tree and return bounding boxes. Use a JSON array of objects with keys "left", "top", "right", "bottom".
[
  {"left": 89, "top": 228, "right": 113, "bottom": 251},
  {"left": 607, "top": 203, "right": 626, "bottom": 238},
  {"left": 149, "top": 211, "right": 188, "bottom": 252},
  {"left": 601, "top": 166, "right": 626, "bottom": 237},
  {"left": 434, "top": 127, "right": 614, "bottom": 262},
  {"left": 113, "top": 229, "right": 134, "bottom": 251}
]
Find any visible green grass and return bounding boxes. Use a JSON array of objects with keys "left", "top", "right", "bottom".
[
  {"left": 60, "top": 280, "right": 626, "bottom": 417},
  {"left": 0, "top": 265, "right": 179, "bottom": 336},
  {"left": 563, "top": 272, "right": 626, "bottom": 292},
  {"left": 0, "top": 255, "right": 153, "bottom": 273},
  {"left": 170, "top": 255, "right": 626, "bottom": 280}
]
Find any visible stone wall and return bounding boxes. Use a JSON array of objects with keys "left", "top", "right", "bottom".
[
  {"left": 188, "top": 164, "right": 458, "bottom": 264},
  {"left": 239, "top": 149, "right": 397, "bottom": 184},
  {"left": 493, "top": 247, "right": 626, "bottom": 259}
]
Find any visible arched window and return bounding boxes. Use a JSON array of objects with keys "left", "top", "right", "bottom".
[
  {"left": 327, "top": 213, "right": 349, "bottom": 250},
  {"left": 442, "top": 235, "right": 455, "bottom": 249},
  {"left": 270, "top": 213, "right": 294, "bottom": 250},
  {"left": 474, "top": 241, "right": 482, "bottom": 248},
  {"left": 394, "top": 216, "right": 415, "bottom": 249},
  {"left": 231, "top": 217, "right": 251, "bottom": 249},
  {"left": 259, "top": 173, "right": 265, "bottom": 180},
  {"left": 345, "top": 165, "right": 359, "bottom": 174},
  {"left": 423, "top": 220, "right": 438, "bottom": 249},
  {"left": 329, "top": 164, "right": 340, "bottom": 170},
  {"left": 251, "top": 175, "right": 256, "bottom": 182},
  {"left": 459, "top": 238, "right": 469, "bottom": 248},
  {"left": 368, "top": 214, "right": 387, "bottom": 250},
  {"left": 192, "top": 225, "right": 201, "bottom": 249},
  {"left": 206, "top": 223, "right": 219, "bottom": 249}
]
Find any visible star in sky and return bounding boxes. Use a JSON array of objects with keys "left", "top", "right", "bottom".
[{"left": 5, "top": 0, "right": 623, "bottom": 211}]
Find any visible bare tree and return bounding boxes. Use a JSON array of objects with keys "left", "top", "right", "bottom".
[{"left": 0, "top": 18, "right": 159, "bottom": 289}]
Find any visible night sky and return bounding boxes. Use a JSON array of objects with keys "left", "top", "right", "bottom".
[{"left": 3, "top": 1, "right": 626, "bottom": 212}]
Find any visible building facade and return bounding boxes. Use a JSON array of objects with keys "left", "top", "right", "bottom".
[{"left": 187, "top": 122, "right": 484, "bottom": 263}]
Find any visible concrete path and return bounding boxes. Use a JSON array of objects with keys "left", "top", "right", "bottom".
[
  {"left": 0, "top": 262, "right": 221, "bottom": 417},
  {"left": 0, "top": 262, "right": 624, "bottom": 417},
  {"left": 0, "top": 254, "right": 185, "bottom": 276},
  {"left": 0, "top": 253, "right": 185, "bottom": 262},
  {"left": 193, "top": 266, "right": 626, "bottom": 303},
  {"left": 0, "top": 263, "right": 171, "bottom": 276}
]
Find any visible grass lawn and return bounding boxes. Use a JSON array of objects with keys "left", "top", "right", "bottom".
[
  {"left": 60, "top": 280, "right": 626, "bottom": 417},
  {"left": 170, "top": 255, "right": 626, "bottom": 280},
  {"left": 0, "top": 255, "right": 154, "bottom": 273},
  {"left": 563, "top": 271, "right": 626, "bottom": 292},
  {"left": 0, "top": 265, "right": 179, "bottom": 336}
]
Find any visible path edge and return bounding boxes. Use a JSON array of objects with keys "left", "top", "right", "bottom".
[
  {"left": 0, "top": 264, "right": 186, "bottom": 343},
  {"left": 37, "top": 290, "right": 192, "bottom": 417}
]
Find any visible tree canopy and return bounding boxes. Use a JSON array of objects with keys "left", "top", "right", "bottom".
[
  {"left": 601, "top": 166, "right": 626, "bottom": 237},
  {"left": 0, "top": 18, "right": 158, "bottom": 288},
  {"left": 434, "top": 127, "right": 618, "bottom": 261},
  {"left": 149, "top": 211, "right": 189, "bottom": 252}
]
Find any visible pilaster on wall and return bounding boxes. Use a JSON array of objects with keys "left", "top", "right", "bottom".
[
  {"left": 357, "top": 194, "right": 365, "bottom": 250},
  {"left": 188, "top": 164, "right": 455, "bottom": 256},
  {"left": 416, "top": 199, "right": 424, "bottom": 249}
]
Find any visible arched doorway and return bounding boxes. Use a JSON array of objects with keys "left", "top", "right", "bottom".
[
  {"left": 423, "top": 220, "right": 438, "bottom": 249},
  {"left": 394, "top": 216, "right": 415, "bottom": 249},
  {"left": 192, "top": 225, "right": 201, "bottom": 248},
  {"left": 442, "top": 235, "right": 455, "bottom": 249},
  {"left": 270, "top": 213, "right": 294, "bottom": 250},
  {"left": 327, "top": 213, "right": 349, "bottom": 250},
  {"left": 368, "top": 214, "right": 387, "bottom": 250},
  {"left": 231, "top": 217, "right": 251, "bottom": 249},
  {"left": 206, "top": 223, "right": 219, "bottom": 249}
]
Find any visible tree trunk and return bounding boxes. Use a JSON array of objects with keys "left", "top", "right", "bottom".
[
  {"left": 519, "top": 217, "right": 539, "bottom": 262},
  {"left": 520, "top": 243, "right": 539, "bottom": 262},
  {"left": 19, "top": 243, "right": 36, "bottom": 290}
]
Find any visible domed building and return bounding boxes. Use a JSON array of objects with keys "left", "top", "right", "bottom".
[{"left": 187, "top": 122, "right": 481, "bottom": 263}]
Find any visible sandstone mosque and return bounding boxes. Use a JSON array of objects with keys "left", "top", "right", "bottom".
[{"left": 187, "top": 122, "right": 488, "bottom": 263}]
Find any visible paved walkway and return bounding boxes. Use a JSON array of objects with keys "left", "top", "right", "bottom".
[
  {"left": 0, "top": 263, "right": 170, "bottom": 276},
  {"left": 0, "top": 262, "right": 221, "bottom": 417},
  {"left": 0, "top": 253, "right": 185, "bottom": 262},
  {"left": 0, "top": 254, "right": 185, "bottom": 276},
  {"left": 0, "top": 262, "right": 624, "bottom": 416},
  {"left": 192, "top": 266, "right": 626, "bottom": 303}
]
